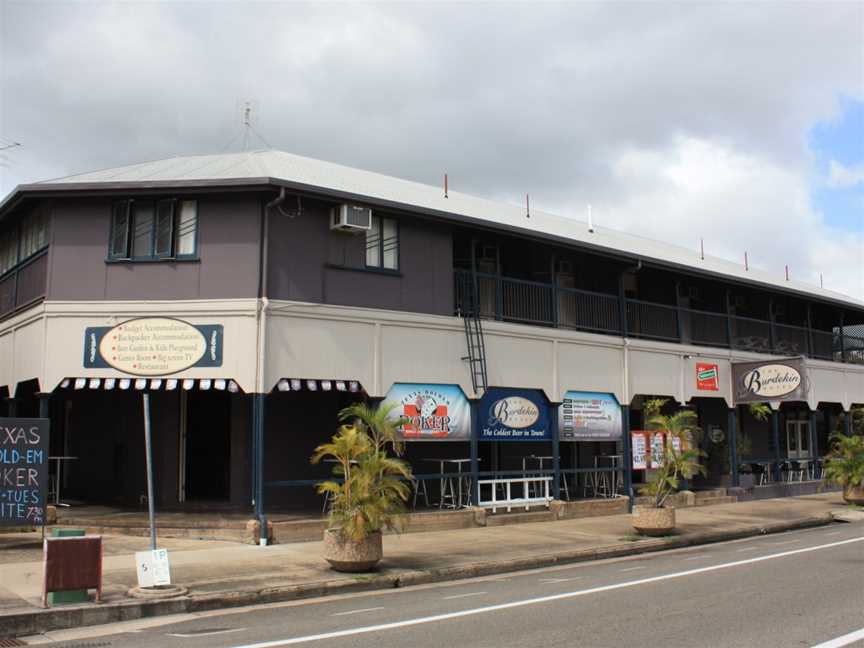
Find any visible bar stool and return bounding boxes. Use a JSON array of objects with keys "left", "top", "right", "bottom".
[{"left": 413, "top": 478, "right": 430, "bottom": 508}]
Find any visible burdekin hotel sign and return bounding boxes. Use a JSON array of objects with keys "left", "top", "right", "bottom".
[{"left": 731, "top": 357, "right": 808, "bottom": 404}]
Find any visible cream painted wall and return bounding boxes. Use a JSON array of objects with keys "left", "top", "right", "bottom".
[{"left": 1, "top": 298, "right": 862, "bottom": 408}]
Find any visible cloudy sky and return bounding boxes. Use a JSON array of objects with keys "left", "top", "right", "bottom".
[{"left": 1, "top": 1, "right": 862, "bottom": 299}]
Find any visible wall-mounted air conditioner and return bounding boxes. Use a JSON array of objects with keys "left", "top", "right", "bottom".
[{"left": 330, "top": 204, "right": 373, "bottom": 232}]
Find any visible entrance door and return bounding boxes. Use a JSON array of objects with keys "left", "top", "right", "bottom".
[
  {"left": 785, "top": 420, "right": 810, "bottom": 459},
  {"left": 183, "top": 390, "right": 231, "bottom": 502}
]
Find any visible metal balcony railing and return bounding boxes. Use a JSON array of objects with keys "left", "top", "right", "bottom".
[{"left": 453, "top": 269, "right": 858, "bottom": 364}]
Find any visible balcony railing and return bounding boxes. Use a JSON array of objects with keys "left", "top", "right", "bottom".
[{"left": 454, "top": 269, "right": 861, "bottom": 364}]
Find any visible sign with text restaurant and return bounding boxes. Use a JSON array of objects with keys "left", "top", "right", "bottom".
[
  {"left": 731, "top": 357, "right": 808, "bottom": 405},
  {"left": 83, "top": 317, "right": 223, "bottom": 376}
]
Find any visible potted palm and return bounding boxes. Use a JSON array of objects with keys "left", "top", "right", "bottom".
[
  {"left": 311, "top": 403, "right": 412, "bottom": 572},
  {"left": 822, "top": 433, "right": 864, "bottom": 506},
  {"left": 633, "top": 408, "right": 706, "bottom": 535}
]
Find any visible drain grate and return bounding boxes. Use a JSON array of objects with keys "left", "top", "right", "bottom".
[
  {"left": 0, "top": 640, "right": 27, "bottom": 647},
  {"left": 56, "top": 642, "right": 111, "bottom": 648}
]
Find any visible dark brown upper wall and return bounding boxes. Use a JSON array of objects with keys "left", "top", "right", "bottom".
[
  {"left": 47, "top": 194, "right": 262, "bottom": 301},
  {"left": 267, "top": 200, "right": 454, "bottom": 316}
]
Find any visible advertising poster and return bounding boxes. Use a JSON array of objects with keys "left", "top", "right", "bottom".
[
  {"left": 696, "top": 363, "right": 720, "bottom": 391},
  {"left": 558, "top": 391, "right": 622, "bottom": 441},
  {"left": 0, "top": 418, "right": 50, "bottom": 527},
  {"left": 631, "top": 432, "right": 648, "bottom": 470},
  {"left": 384, "top": 384, "right": 471, "bottom": 441},
  {"left": 650, "top": 432, "right": 666, "bottom": 466},
  {"left": 479, "top": 388, "right": 550, "bottom": 441}
]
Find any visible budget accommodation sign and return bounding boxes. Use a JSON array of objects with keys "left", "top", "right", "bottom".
[
  {"left": 732, "top": 357, "right": 807, "bottom": 404},
  {"left": 84, "top": 317, "right": 223, "bottom": 376}
]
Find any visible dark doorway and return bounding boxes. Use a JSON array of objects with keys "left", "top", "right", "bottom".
[{"left": 184, "top": 390, "right": 231, "bottom": 501}]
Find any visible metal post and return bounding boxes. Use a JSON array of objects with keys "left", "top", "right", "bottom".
[
  {"left": 38, "top": 393, "right": 50, "bottom": 418},
  {"left": 470, "top": 400, "right": 479, "bottom": 506},
  {"left": 621, "top": 405, "right": 633, "bottom": 512},
  {"left": 810, "top": 409, "right": 818, "bottom": 460},
  {"left": 618, "top": 273, "right": 628, "bottom": 336},
  {"left": 6, "top": 397, "right": 17, "bottom": 417},
  {"left": 551, "top": 403, "right": 560, "bottom": 500},
  {"left": 254, "top": 393, "right": 267, "bottom": 542},
  {"left": 142, "top": 393, "right": 157, "bottom": 551},
  {"left": 728, "top": 407, "right": 739, "bottom": 488},
  {"left": 771, "top": 409, "right": 781, "bottom": 482},
  {"left": 844, "top": 410, "right": 852, "bottom": 436},
  {"left": 724, "top": 291, "right": 733, "bottom": 349}
]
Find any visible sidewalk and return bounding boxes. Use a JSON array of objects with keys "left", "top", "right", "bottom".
[{"left": 1, "top": 493, "right": 858, "bottom": 638}]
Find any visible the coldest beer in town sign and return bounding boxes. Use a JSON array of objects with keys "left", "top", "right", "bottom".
[
  {"left": 83, "top": 317, "right": 223, "bottom": 376},
  {"left": 0, "top": 418, "right": 50, "bottom": 527}
]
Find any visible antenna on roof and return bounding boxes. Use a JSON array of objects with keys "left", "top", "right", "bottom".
[
  {"left": 587, "top": 205, "right": 594, "bottom": 233},
  {"left": 700, "top": 238, "right": 704, "bottom": 260},
  {"left": 526, "top": 193, "right": 530, "bottom": 218},
  {"left": 444, "top": 173, "right": 448, "bottom": 199},
  {"left": 744, "top": 251, "right": 749, "bottom": 271},
  {"left": 785, "top": 265, "right": 790, "bottom": 281},
  {"left": 222, "top": 100, "right": 273, "bottom": 152}
]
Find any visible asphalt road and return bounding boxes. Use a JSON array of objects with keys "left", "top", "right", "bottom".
[{"left": 28, "top": 523, "right": 864, "bottom": 648}]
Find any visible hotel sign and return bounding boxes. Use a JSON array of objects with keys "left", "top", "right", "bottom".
[
  {"left": 84, "top": 318, "right": 223, "bottom": 376},
  {"left": 479, "top": 388, "right": 551, "bottom": 441},
  {"left": 732, "top": 357, "right": 807, "bottom": 404}
]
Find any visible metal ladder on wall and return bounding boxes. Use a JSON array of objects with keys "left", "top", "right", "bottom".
[{"left": 459, "top": 275, "right": 488, "bottom": 396}]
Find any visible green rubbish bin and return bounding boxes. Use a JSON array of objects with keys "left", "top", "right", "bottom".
[{"left": 47, "top": 528, "right": 90, "bottom": 605}]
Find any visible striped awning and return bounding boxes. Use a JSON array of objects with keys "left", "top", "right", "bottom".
[
  {"left": 58, "top": 377, "right": 242, "bottom": 393},
  {"left": 274, "top": 379, "right": 363, "bottom": 394}
]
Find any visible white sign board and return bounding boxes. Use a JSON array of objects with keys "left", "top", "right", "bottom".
[{"left": 135, "top": 549, "right": 171, "bottom": 587}]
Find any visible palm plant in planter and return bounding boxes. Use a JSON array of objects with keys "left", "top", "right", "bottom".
[
  {"left": 633, "top": 408, "right": 706, "bottom": 536},
  {"left": 822, "top": 433, "right": 864, "bottom": 506},
  {"left": 311, "top": 403, "right": 413, "bottom": 572}
]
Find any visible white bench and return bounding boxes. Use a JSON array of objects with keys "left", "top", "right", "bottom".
[{"left": 477, "top": 476, "right": 553, "bottom": 513}]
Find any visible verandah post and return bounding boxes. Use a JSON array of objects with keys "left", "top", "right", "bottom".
[
  {"left": 621, "top": 404, "right": 633, "bottom": 512},
  {"left": 470, "top": 399, "right": 479, "bottom": 506},
  {"left": 253, "top": 392, "right": 267, "bottom": 543},
  {"left": 844, "top": 409, "right": 852, "bottom": 436},
  {"left": 550, "top": 402, "right": 560, "bottom": 500},
  {"left": 728, "top": 407, "right": 739, "bottom": 488},
  {"left": 771, "top": 408, "right": 781, "bottom": 482}
]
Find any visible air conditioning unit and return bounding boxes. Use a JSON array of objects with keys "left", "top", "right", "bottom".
[{"left": 330, "top": 204, "right": 372, "bottom": 232}]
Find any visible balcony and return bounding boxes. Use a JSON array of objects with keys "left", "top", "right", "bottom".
[{"left": 454, "top": 270, "right": 863, "bottom": 364}]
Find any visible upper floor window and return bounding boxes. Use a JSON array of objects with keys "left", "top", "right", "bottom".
[
  {"left": 109, "top": 199, "right": 198, "bottom": 260},
  {"left": 0, "top": 211, "right": 49, "bottom": 276},
  {"left": 365, "top": 215, "right": 398, "bottom": 270}
]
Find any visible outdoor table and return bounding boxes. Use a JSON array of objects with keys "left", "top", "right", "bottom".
[
  {"left": 595, "top": 454, "right": 622, "bottom": 498},
  {"left": 48, "top": 456, "right": 78, "bottom": 507},
  {"left": 522, "top": 455, "right": 554, "bottom": 498},
  {"left": 422, "top": 458, "right": 477, "bottom": 509}
]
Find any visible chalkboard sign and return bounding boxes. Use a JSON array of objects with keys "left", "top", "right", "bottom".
[{"left": 0, "top": 418, "right": 50, "bottom": 526}]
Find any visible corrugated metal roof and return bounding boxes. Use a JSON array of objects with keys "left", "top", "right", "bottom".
[{"left": 13, "top": 149, "right": 864, "bottom": 308}]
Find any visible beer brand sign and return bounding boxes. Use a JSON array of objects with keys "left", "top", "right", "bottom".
[
  {"left": 84, "top": 318, "right": 223, "bottom": 376},
  {"left": 732, "top": 357, "right": 807, "bottom": 404},
  {"left": 696, "top": 363, "right": 720, "bottom": 391},
  {"left": 384, "top": 384, "right": 471, "bottom": 441},
  {"left": 479, "top": 388, "right": 551, "bottom": 441}
]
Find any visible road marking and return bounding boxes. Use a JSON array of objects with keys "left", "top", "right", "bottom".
[
  {"left": 169, "top": 627, "right": 246, "bottom": 638},
  {"left": 823, "top": 531, "right": 842, "bottom": 537},
  {"left": 684, "top": 555, "right": 709, "bottom": 561},
  {"left": 811, "top": 627, "right": 864, "bottom": 648},
  {"left": 442, "top": 592, "right": 486, "bottom": 600},
  {"left": 770, "top": 540, "right": 800, "bottom": 546},
  {"left": 331, "top": 607, "right": 385, "bottom": 617},
  {"left": 539, "top": 577, "right": 581, "bottom": 584},
  {"left": 735, "top": 546, "right": 757, "bottom": 552},
  {"left": 618, "top": 566, "right": 646, "bottom": 572},
  {"left": 228, "top": 537, "right": 864, "bottom": 648}
]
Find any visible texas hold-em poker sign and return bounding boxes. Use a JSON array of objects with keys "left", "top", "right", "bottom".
[{"left": 384, "top": 384, "right": 471, "bottom": 441}]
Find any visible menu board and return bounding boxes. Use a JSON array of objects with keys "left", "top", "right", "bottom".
[
  {"left": 559, "top": 391, "right": 622, "bottom": 441},
  {"left": 0, "top": 418, "right": 50, "bottom": 526}
]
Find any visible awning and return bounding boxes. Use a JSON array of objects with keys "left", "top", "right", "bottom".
[
  {"left": 58, "top": 377, "right": 242, "bottom": 393},
  {"left": 273, "top": 378, "right": 363, "bottom": 394}
]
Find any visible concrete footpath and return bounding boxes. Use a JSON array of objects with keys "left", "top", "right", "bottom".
[{"left": 0, "top": 493, "right": 859, "bottom": 639}]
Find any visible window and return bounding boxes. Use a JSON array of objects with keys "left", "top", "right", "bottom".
[
  {"left": 365, "top": 215, "right": 398, "bottom": 270},
  {"left": 0, "top": 211, "right": 49, "bottom": 276},
  {"left": 109, "top": 199, "right": 198, "bottom": 260}
]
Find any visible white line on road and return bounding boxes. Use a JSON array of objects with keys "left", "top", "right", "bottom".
[
  {"left": 539, "top": 577, "right": 581, "bottom": 584},
  {"left": 684, "top": 555, "right": 709, "bottom": 561},
  {"left": 823, "top": 531, "right": 842, "bottom": 537},
  {"left": 442, "top": 592, "right": 486, "bottom": 600},
  {"left": 736, "top": 546, "right": 757, "bottom": 552},
  {"left": 331, "top": 607, "right": 385, "bottom": 617},
  {"left": 811, "top": 627, "right": 864, "bottom": 648},
  {"left": 228, "top": 536, "right": 864, "bottom": 648},
  {"left": 618, "top": 566, "right": 646, "bottom": 572},
  {"left": 168, "top": 628, "right": 246, "bottom": 638},
  {"left": 770, "top": 540, "right": 800, "bottom": 546}
]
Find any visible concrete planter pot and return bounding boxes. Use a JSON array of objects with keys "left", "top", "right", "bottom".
[
  {"left": 842, "top": 485, "right": 864, "bottom": 506},
  {"left": 323, "top": 528, "right": 383, "bottom": 572},
  {"left": 632, "top": 505, "right": 676, "bottom": 536}
]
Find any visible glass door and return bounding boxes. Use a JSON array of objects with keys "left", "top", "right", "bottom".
[{"left": 785, "top": 420, "right": 810, "bottom": 459}]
